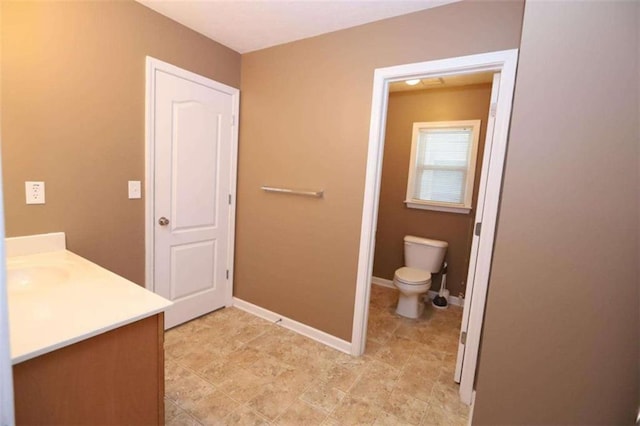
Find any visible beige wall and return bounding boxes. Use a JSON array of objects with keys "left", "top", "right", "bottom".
[
  {"left": 373, "top": 84, "right": 492, "bottom": 298},
  {"left": 237, "top": 0, "right": 524, "bottom": 341},
  {"left": 473, "top": 1, "right": 639, "bottom": 424},
  {"left": 1, "top": 1, "right": 240, "bottom": 284}
]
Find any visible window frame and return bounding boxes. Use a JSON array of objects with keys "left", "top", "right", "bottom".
[{"left": 405, "top": 120, "right": 481, "bottom": 214}]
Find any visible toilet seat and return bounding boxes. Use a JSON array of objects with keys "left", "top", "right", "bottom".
[{"left": 394, "top": 267, "right": 431, "bottom": 285}]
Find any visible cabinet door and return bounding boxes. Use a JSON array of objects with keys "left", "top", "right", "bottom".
[{"left": 13, "top": 314, "right": 164, "bottom": 425}]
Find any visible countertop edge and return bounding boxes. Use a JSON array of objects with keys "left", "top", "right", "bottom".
[{"left": 11, "top": 305, "right": 170, "bottom": 365}]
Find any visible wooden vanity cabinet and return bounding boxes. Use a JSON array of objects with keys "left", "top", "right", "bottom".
[{"left": 12, "top": 313, "right": 164, "bottom": 425}]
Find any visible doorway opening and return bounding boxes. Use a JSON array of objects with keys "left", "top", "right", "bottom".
[{"left": 351, "top": 50, "right": 519, "bottom": 406}]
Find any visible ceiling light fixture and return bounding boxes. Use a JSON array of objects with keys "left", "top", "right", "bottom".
[{"left": 405, "top": 79, "right": 421, "bottom": 86}]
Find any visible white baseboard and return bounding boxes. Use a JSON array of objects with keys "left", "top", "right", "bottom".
[
  {"left": 232, "top": 298, "right": 352, "bottom": 355},
  {"left": 372, "top": 276, "right": 465, "bottom": 307},
  {"left": 371, "top": 276, "right": 395, "bottom": 288}
]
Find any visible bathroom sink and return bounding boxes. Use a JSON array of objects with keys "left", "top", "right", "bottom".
[{"left": 7, "top": 265, "right": 70, "bottom": 292}]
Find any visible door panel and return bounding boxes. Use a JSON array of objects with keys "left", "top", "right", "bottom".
[
  {"left": 454, "top": 72, "right": 501, "bottom": 383},
  {"left": 170, "top": 241, "right": 216, "bottom": 300},
  {"left": 171, "top": 102, "right": 219, "bottom": 229},
  {"left": 152, "top": 67, "right": 234, "bottom": 329}
]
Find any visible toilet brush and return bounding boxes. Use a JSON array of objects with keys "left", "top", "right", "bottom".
[{"left": 432, "top": 262, "right": 449, "bottom": 310}]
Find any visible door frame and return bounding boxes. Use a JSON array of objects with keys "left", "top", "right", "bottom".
[
  {"left": 144, "top": 56, "right": 239, "bottom": 308},
  {"left": 351, "top": 49, "right": 519, "bottom": 404},
  {"left": 0, "top": 160, "right": 15, "bottom": 425}
]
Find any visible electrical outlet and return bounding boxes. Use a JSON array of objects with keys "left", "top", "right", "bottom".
[
  {"left": 25, "top": 181, "right": 45, "bottom": 205},
  {"left": 128, "top": 181, "right": 141, "bottom": 199}
]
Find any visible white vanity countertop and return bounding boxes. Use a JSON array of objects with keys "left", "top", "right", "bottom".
[{"left": 7, "top": 249, "right": 172, "bottom": 364}]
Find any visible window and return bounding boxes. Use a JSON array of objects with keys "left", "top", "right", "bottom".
[{"left": 405, "top": 120, "right": 481, "bottom": 213}]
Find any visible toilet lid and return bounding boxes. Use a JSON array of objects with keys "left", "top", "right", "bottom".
[{"left": 395, "top": 267, "right": 431, "bottom": 284}]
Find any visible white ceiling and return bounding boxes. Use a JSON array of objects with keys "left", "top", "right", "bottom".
[{"left": 136, "top": 0, "right": 461, "bottom": 54}]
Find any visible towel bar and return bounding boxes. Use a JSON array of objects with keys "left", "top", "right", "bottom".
[{"left": 261, "top": 186, "right": 324, "bottom": 198}]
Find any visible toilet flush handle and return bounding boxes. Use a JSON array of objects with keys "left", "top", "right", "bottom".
[{"left": 158, "top": 217, "right": 170, "bottom": 226}]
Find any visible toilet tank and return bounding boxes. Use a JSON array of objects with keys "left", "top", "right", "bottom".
[{"left": 404, "top": 235, "right": 448, "bottom": 273}]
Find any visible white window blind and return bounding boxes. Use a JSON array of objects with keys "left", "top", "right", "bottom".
[
  {"left": 406, "top": 120, "right": 481, "bottom": 213},
  {"left": 414, "top": 127, "right": 472, "bottom": 203}
]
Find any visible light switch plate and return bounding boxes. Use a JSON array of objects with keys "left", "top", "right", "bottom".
[
  {"left": 25, "top": 181, "right": 45, "bottom": 205},
  {"left": 128, "top": 181, "right": 141, "bottom": 199}
]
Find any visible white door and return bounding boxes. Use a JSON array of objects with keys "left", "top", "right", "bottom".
[
  {"left": 148, "top": 58, "right": 238, "bottom": 329},
  {"left": 454, "top": 73, "right": 501, "bottom": 389}
]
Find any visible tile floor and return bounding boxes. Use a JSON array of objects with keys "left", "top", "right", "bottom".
[{"left": 164, "top": 285, "right": 469, "bottom": 425}]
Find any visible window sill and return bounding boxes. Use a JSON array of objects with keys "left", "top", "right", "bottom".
[{"left": 404, "top": 200, "right": 472, "bottom": 214}]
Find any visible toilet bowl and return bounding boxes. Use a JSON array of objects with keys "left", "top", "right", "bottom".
[
  {"left": 393, "top": 236, "right": 448, "bottom": 319},
  {"left": 394, "top": 267, "right": 432, "bottom": 318}
]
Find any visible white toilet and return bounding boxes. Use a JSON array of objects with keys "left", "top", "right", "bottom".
[{"left": 393, "top": 236, "right": 448, "bottom": 319}]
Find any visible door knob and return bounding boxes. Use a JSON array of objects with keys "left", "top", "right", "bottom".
[{"left": 158, "top": 217, "right": 170, "bottom": 226}]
